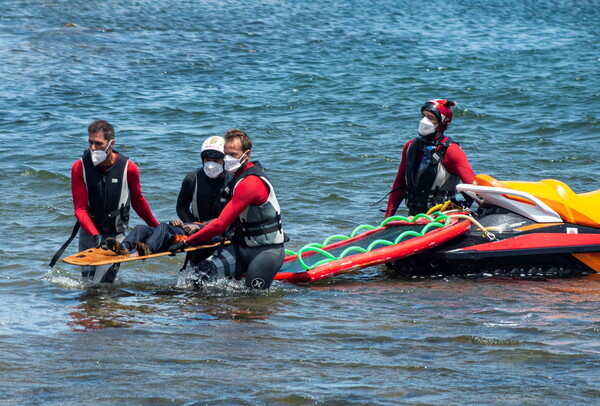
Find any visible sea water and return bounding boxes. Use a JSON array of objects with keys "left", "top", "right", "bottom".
[{"left": 1, "top": 0, "right": 599, "bottom": 404}]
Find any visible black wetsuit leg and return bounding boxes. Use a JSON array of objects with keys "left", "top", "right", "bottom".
[
  {"left": 240, "top": 244, "right": 285, "bottom": 289},
  {"left": 191, "top": 244, "right": 284, "bottom": 289}
]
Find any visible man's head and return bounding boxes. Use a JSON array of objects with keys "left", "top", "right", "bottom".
[
  {"left": 223, "top": 129, "right": 252, "bottom": 172},
  {"left": 201, "top": 136, "right": 226, "bottom": 178},
  {"left": 419, "top": 99, "right": 457, "bottom": 140},
  {"left": 87, "top": 120, "right": 115, "bottom": 166},
  {"left": 88, "top": 120, "right": 115, "bottom": 141}
]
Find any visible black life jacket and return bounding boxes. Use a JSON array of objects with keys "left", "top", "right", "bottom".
[
  {"left": 191, "top": 169, "right": 232, "bottom": 222},
  {"left": 404, "top": 136, "right": 460, "bottom": 212},
  {"left": 231, "top": 162, "right": 284, "bottom": 247},
  {"left": 81, "top": 150, "right": 131, "bottom": 235}
]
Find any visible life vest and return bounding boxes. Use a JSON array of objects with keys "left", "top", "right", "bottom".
[
  {"left": 191, "top": 169, "right": 232, "bottom": 222},
  {"left": 81, "top": 150, "right": 131, "bottom": 235},
  {"left": 231, "top": 162, "right": 284, "bottom": 247},
  {"left": 404, "top": 136, "right": 460, "bottom": 212}
]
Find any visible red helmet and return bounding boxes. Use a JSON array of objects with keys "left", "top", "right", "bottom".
[{"left": 421, "top": 99, "right": 457, "bottom": 133}]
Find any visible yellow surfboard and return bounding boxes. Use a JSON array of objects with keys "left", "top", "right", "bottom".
[{"left": 62, "top": 241, "right": 227, "bottom": 266}]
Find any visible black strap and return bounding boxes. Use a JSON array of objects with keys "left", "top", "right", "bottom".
[
  {"left": 371, "top": 185, "right": 405, "bottom": 207},
  {"left": 233, "top": 242, "right": 243, "bottom": 280},
  {"left": 240, "top": 213, "right": 281, "bottom": 229},
  {"left": 179, "top": 252, "right": 191, "bottom": 272},
  {"left": 49, "top": 222, "right": 81, "bottom": 267},
  {"left": 241, "top": 221, "right": 282, "bottom": 237}
]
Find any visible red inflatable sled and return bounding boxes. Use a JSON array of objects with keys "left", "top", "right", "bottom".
[{"left": 275, "top": 213, "right": 471, "bottom": 283}]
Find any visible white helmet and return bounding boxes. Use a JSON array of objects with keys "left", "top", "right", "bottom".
[{"left": 201, "top": 136, "right": 225, "bottom": 159}]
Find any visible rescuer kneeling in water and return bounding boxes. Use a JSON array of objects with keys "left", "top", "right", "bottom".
[
  {"left": 169, "top": 129, "right": 286, "bottom": 290},
  {"left": 385, "top": 99, "right": 476, "bottom": 217}
]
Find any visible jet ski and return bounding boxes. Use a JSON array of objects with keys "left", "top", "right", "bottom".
[{"left": 389, "top": 174, "right": 600, "bottom": 277}]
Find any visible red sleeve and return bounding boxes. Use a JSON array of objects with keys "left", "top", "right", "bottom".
[
  {"left": 441, "top": 143, "right": 475, "bottom": 184},
  {"left": 127, "top": 161, "right": 159, "bottom": 227},
  {"left": 185, "top": 175, "right": 269, "bottom": 245},
  {"left": 71, "top": 159, "right": 99, "bottom": 236},
  {"left": 385, "top": 140, "right": 411, "bottom": 217}
]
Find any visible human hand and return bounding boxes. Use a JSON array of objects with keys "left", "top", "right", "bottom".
[
  {"left": 94, "top": 234, "right": 107, "bottom": 249},
  {"left": 170, "top": 219, "right": 184, "bottom": 227},
  {"left": 182, "top": 224, "right": 200, "bottom": 235}
]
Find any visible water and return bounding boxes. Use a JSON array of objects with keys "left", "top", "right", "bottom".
[{"left": 1, "top": 0, "right": 600, "bottom": 404}]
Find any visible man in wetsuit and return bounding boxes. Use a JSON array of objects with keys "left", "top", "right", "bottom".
[
  {"left": 169, "top": 129, "right": 286, "bottom": 289},
  {"left": 385, "top": 99, "right": 475, "bottom": 217},
  {"left": 171, "top": 135, "right": 232, "bottom": 264},
  {"left": 71, "top": 119, "right": 159, "bottom": 283}
]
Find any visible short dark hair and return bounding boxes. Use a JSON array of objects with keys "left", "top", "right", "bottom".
[
  {"left": 88, "top": 120, "right": 115, "bottom": 141},
  {"left": 224, "top": 128, "right": 252, "bottom": 152}
]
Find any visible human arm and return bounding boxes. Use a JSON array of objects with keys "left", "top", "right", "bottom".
[
  {"left": 384, "top": 141, "right": 411, "bottom": 217},
  {"left": 71, "top": 159, "right": 101, "bottom": 236},
  {"left": 442, "top": 143, "right": 475, "bottom": 184},
  {"left": 175, "top": 171, "right": 197, "bottom": 223},
  {"left": 170, "top": 218, "right": 202, "bottom": 235},
  {"left": 127, "top": 161, "right": 160, "bottom": 227},
  {"left": 184, "top": 175, "right": 268, "bottom": 246}
]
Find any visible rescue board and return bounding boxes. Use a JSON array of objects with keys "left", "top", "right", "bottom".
[
  {"left": 62, "top": 241, "right": 226, "bottom": 266},
  {"left": 275, "top": 214, "right": 471, "bottom": 283}
]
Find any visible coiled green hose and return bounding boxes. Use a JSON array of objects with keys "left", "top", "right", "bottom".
[{"left": 285, "top": 212, "right": 451, "bottom": 270}]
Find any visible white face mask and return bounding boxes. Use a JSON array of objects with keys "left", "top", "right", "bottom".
[
  {"left": 203, "top": 160, "right": 224, "bottom": 178},
  {"left": 90, "top": 141, "right": 113, "bottom": 166},
  {"left": 418, "top": 117, "right": 438, "bottom": 137},
  {"left": 224, "top": 151, "right": 248, "bottom": 173}
]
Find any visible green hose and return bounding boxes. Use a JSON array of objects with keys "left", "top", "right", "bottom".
[{"left": 286, "top": 212, "right": 451, "bottom": 270}]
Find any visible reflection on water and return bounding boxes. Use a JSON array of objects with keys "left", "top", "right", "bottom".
[{"left": 67, "top": 280, "right": 291, "bottom": 331}]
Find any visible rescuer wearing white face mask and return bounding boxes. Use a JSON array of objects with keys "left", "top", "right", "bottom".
[
  {"left": 169, "top": 129, "right": 286, "bottom": 290},
  {"left": 173, "top": 136, "right": 232, "bottom": 228},
  {"left": 385, "top": 99, "right": 476, "bottom": 217},
  {"left": 69, "top": 119, "right": 159, "bottom": 283}
]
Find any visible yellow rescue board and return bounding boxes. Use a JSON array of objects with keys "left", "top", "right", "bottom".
[{"left": 62, "top": 241, "right": 226, "bottom": 266}]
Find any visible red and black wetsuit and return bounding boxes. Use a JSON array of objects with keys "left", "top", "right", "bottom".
[
  {"left": 71, "top": 150, "right": 159, "bottom": 237},
  {"left": 185, "top": 161, "right": 285, "bottom": 290},
  {"left": 385, "top": 136, "right": 475, "bottom": 217}
]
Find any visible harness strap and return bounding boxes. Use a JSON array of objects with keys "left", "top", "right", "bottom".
[
  {"left": 240, "top": 214, "right": 282, "bottom": 237},
  {"left": 240, "top": 212, "right": 282, "bottom": 229},
  {"left": 49, "top": 221, "right": 80, "bottom": 267}
]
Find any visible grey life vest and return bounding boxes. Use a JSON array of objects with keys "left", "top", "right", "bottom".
[{"left": 232, "top": 162, "right": 284, "bottom": 247}]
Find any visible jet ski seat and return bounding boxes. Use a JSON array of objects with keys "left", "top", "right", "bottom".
[{"left": 473, "top": 174, "right": 600, "bottom": 229}]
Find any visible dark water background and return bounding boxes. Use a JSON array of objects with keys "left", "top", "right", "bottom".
[{"left": 1, "top": 0, "right": 599, "bottom": 404}]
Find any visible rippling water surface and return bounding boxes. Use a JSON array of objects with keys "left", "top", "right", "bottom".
[{"left": 1, "top": 0, "right": 599, "bottom": 404}]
